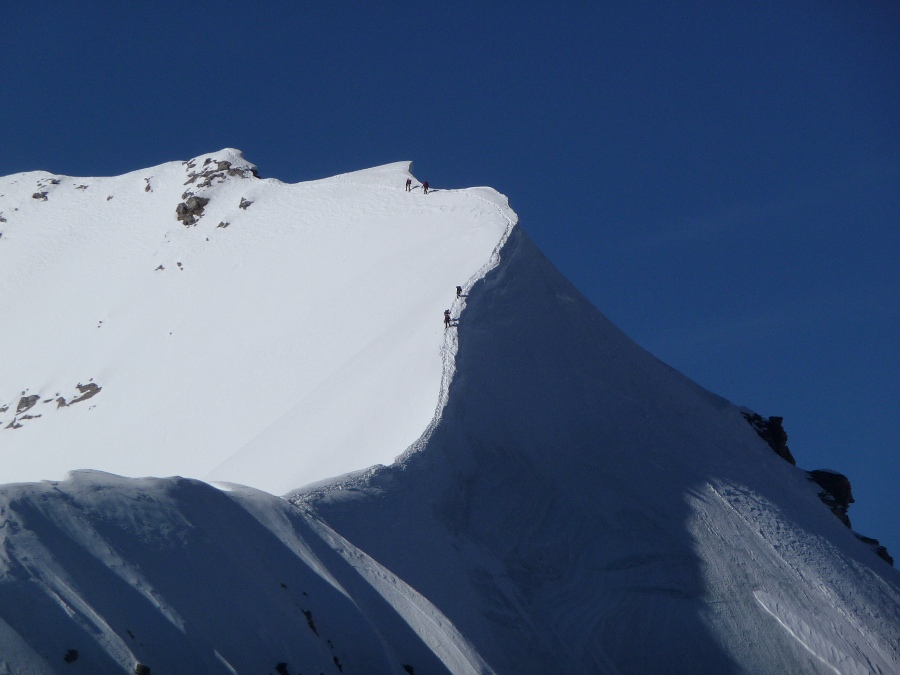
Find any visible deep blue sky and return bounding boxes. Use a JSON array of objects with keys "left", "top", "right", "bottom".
[{"left": 2, "top": 2, "right": 897, "bottom": 557}]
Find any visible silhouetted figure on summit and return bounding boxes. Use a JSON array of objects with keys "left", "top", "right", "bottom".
[{"left": 423, "top": 181, "right": 429, "bottom": 195}]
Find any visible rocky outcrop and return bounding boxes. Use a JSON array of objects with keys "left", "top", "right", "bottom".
[
  {"left": 854, "top": 534, "right": 894, "bottom": 566},
  {"left": 16, "top": 394, "right": 40, "bottom": 415},
  {"left": 183, "top": 157, "right": 258, "bottom": 189},
  {"left": 175, "top": 195, "right": 210, "bottom": 226},
  {"left": 70, "top": 382, "right": 101, "bottom": 405},
  {"left": 743, "top": 411, "right": 893, "bottom": 566},
  {"left": 173, "top": 155, "right": 258, "bottom": 228},
  {"left": 2, "top": 382, "right": 103, "bottom": 431},
  {"left": 741, "top": 411, "right": 796, "bottom": 464},
  {"left": 808, "top": 469, "right": 854, "bottom": 528}
]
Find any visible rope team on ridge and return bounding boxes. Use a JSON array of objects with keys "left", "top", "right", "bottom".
[
  {"left": 403, "top": 177, "right": 461, "bottom": 329},
  {"left": 444, "top": 286, "right": 466, "bottom": 328},
  {"left": 404, "top": 177, "right": 429, "bottom": 194}
]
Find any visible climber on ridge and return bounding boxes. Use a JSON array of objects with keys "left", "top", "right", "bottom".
[
  {"left": 456, "top": 285, "right": 463, "bottom": 298},
  {"left": 405, "top": 178, "right": 412, "bottom": 192},
  {"left": 444, "top": 309, "right": 451, "bottom": 328},
  {"left": 423, "top": 181, "right": 429, "bottom": 195}
]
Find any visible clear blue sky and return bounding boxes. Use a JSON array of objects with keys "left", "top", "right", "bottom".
[{"left": 2, "top": 2, "right": 897, "bottom": 557}]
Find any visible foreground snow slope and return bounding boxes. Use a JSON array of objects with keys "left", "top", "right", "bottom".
[
  {"left": 0, "top": 471, "right": 491, "bottom": 674},
  {"left": 0, "top": 150, "right": 511, "bottom": 492},
  {"left": 299, "top": 228, "right": 900, "bottom": 674}
]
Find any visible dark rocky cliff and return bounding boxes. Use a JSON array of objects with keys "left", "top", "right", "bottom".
[{"left": 743, "top": 411, "right": 893, "bottom": 566}]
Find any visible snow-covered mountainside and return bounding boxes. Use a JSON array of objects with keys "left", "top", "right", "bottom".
[
  {"left": 1, "top": 152, "right": 898, "bottom": 674},
  {"left": 0, "top": 150, "right": 510, "bottom": 492}
]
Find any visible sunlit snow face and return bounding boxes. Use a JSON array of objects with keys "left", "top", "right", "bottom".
[{"left": 0, "top": 152, "right": 512, "bottom": 494}]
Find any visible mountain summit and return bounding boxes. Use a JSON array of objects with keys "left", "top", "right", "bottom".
[{"left": 0, "top": 152, "right": 897, "bottom": 673}]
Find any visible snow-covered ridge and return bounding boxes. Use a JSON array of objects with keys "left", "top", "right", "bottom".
[{"left": 0, "top": 149, "right": 512, "bottom": 493}]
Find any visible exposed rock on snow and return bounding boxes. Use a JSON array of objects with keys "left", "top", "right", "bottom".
[
  {"left": 174, "top": 153, "right": 257, "bottom": 226},
  {"left": 809, "top": 468, "right": 855, "bottom": 526},
  {"left": 175, "top": 194, "right": 210, "bottom": 226},
  {"left": 16, "top": 394, "right": 39, "bottom": 414},
  {"left": 1, "top": 382, "right": 103, "bottom": 431},
  {"left": 854, "top": 533, "right": 894, "bottom": 566},
  {"left": 184, "top": 156, "right": 258, "bottom": 188},
  {"left": 742, "top": 411, "right": 892, "bottom": 563},
  {"left": 69, "top": 381, "right": 102, "bottom": 405},
  {"left": 741, "top": 410, "right": 796, "bottom": 465}
]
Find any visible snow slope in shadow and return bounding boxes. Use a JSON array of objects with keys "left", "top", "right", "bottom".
[
  {"left": 300, "top": 227, "right": 900, "bottom": 674},
  {"left": 3, "top": 153, "right": 898, "bottom": 673},
  {"left": 0, "top": 471, "right": 491, "bottom": 674}
]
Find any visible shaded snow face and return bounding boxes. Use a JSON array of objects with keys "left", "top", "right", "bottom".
[
  {"left": 301, "top": 229, "right": 900, "bottom": 675},
  {"left": 0, "top": 150, "right": 510, "bottom": 493},
  {"left": 0, "top": 471, "right": 491, "bottom": 674}
]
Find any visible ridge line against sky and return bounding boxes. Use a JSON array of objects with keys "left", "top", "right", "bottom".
[{"left": 1, "top": 1, "right": 897, "bottom": 556}]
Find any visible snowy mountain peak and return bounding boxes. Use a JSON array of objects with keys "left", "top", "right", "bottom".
[
  {"left": 185, "top": 147, "right": 257, "bottom": 174},
  {"left": 1, "top": 154, "right": 897, "bottom": 674}
]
